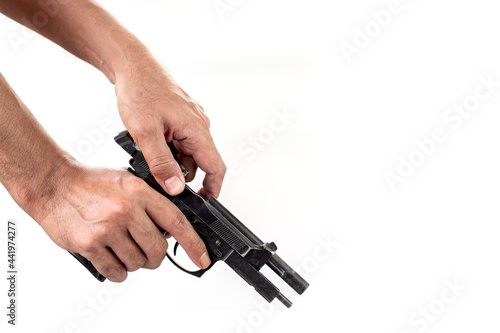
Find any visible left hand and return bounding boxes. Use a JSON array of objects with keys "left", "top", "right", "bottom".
[{"left": 114, "top": 50, "right": 226, "bottom": 199}]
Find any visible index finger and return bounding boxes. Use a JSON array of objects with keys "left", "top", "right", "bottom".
[
  {"left": 188, "top": 135, "right": 226, "bottom": 199},
  {"left": 144, "top": 188, "right": 210, "bottom": 269}
]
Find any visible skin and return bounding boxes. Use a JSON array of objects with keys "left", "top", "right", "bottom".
[{"left": 0, "top": 0, "right": 226, "bottom": 282}]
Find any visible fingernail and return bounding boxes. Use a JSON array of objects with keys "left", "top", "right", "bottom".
[
  {"left": 199, "top": 252, "right": 211, "bottom": 269},
  {"left": 164, "top": 176, "right": 184, "bottom": 195}
]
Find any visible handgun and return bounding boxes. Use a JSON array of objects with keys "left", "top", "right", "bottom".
[{"left": 70, "top": 130, "right": 309, "bottom": 307}]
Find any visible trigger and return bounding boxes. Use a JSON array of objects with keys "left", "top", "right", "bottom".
[
  {"left": 166, "top": 251, "right": 212, "bottom": 278},
  {"left": 173, "top": 242, "right": 180, "bottom": 256},
  {"left": 165, "top": 241, "right": 215, "bottom": 278}
]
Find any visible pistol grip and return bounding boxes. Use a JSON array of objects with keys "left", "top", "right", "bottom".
[{"left": 69, "top": 251, "right": 106, "bottom": 282}]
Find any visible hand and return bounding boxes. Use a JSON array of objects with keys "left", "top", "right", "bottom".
[
  {"left": 38, "top": 161, "right": 210, "bottom": 282},
  {"left": 114, "top": 51, "right": 226, "bottom": 198}
]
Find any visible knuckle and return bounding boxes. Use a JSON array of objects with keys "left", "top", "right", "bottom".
[
  {"left": 92, "top": 222, "right": 114, "bottom": 239},
  {"left": 143, "top": 241, "right": 168, "bottom": 270},
  {"left": 193, "top": 106, "right": 210, "bottom": 129},
  {"left": 127, "top": 253, "right": 148, "bottom": 272},
  {"left": 125, "top": 176, "right": 148, "bottom": 193},
  {"left": 220, "top": 161, "right": 227, "bottom": 175},
  {"left": 144, "top": 258, "right": 162, "bottom": 270},
  {"left": 109, "top": 275, "right": 127, "bottom": 283},
  {"left": 128, "top": 120, "right": 156, "bottom": 141},
  {"left": 190, "top": 236, "right": 206, "bottom": 254},
  {"left": 148, "top": 155, "right": 178, "bottom": 177},
  {"left": 75, "top": 236, "right": 98, "bottom": 254},
  {"left": 187, "top": 100, "right": 197, "bottom": 109},
  {"left": 150, "top": 239, "right": 169, "bottom": 259},
  {"left": 108, "top": 200, "right": 133, "bottom": 220},
  {"left": 170, "top": 210, "right": 190, "bottom": 233},
  {"left": 200, "top": 112, "right": 210, "bottom": 129},
  {"left": 102, "top": 264, "right": 126, "bottom": 281}
]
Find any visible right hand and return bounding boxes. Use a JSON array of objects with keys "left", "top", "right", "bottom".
[{"left": 37, "top": 161, "right": 210, "bottom": 282}]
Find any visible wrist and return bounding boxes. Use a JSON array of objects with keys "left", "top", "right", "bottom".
[
  {"left": 17, "top": 155, "right": 80, "bottom": 223},
  {"left": 103, "top": 30, "right": 152, "bottom": 84}
]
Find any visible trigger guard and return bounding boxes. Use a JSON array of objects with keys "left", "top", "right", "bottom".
[{"left": 166, "top": 242, "right": 214, "bottom": 278}]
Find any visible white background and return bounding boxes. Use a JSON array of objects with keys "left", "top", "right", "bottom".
[{"left": 1, "top": 0, "right": 500, "bottom": 332}]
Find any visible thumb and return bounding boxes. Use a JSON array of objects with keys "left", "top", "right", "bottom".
[{"left": 134, "top": 131, "right": 185, "bottom": 195}]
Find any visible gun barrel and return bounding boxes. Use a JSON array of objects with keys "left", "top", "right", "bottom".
[
  {"left": 225, "top": 251, "right": 288, "bottom": 305},
  {"left": 208, "top": 197, "right": 309, "bottom": 295},
  {"left": 267, "top": 254, "right": 309, "bottom": 295},
  {"left": 276, "top": 292, "right": 293, "bottom": 308}
]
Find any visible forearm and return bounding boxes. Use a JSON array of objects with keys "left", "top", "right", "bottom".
[
  {"left": 0, "top": 73, "right": 73, "bottom": 221},
  {"left": 0, "top": 0, "right": 148, "bottom": 83},
  {"left": 0, "top": 1, "right": 226, "bottom": 199}
]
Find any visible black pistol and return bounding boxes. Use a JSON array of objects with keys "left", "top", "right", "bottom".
[{"left": 70, "top": 130, "right": 309, "bottom": 307}]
